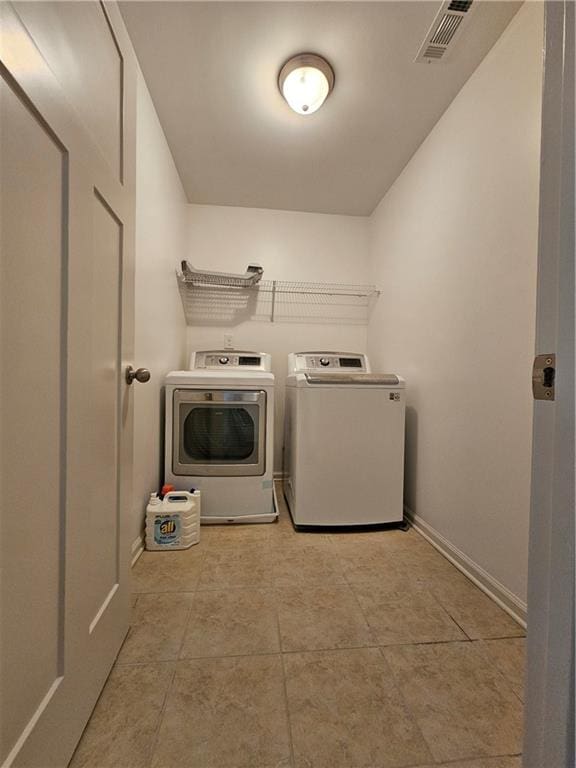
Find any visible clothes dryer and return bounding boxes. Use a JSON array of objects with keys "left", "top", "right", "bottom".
[{"left": 165, "top": 351, "right": 276, "bottom": 523}]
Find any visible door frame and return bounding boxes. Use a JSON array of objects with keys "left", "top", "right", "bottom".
[{"left": 524, "top": 1, "right": 575, "bottom": 765}]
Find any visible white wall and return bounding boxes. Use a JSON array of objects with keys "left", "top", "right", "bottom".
[
  {"left": 132, "top": 72, "right": 188, "bottom": 550},
  {"left": 185, "top": 204, "right": 370, "bottom": 468},
  {"left": 367, "top": 1, "right": 543, "bottom": 604}
]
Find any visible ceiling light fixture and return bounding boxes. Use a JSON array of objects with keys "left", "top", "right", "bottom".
[{"left": 278, "top": 53, "right": 335, "bottom": 115}]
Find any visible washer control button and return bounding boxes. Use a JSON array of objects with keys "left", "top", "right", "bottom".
[
  {"left": 219, "top": 356, "right": 229, "bottom": 365},
  {"left": 320, "top": 358, "right": 330, "bottom": 366}
]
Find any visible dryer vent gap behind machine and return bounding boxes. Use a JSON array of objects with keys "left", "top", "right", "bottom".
[
  {"left": 165, "top": 351, "right": 276, "bottom": 524},
  {"left": 284, "top": 352, "right": 406, "bottom": 528}
]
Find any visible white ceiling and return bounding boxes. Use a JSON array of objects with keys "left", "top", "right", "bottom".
[{"left": 120, "top": 1, "right": 521, "bottom": 216}]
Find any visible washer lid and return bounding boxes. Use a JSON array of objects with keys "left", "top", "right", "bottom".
[{"left": 304, "top": 373, "right": 401, "bottom": 386}]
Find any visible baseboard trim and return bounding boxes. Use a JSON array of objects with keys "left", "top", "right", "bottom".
[
  {"left": 404, "top": 505, "right": 527, "bottom": 628},
  {"left": 131, "top": 534, "right": 144, "bottom": 567}
]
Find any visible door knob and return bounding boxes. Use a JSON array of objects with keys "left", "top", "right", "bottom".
[{"left": 126, "top": 365, "right": 151, "bottom": 385}]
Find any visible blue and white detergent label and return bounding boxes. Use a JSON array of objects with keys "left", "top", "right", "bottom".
[{"left": 154, "top": 514, "right": 181, "bottom": 546}]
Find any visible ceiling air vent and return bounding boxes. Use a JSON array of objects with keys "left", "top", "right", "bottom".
[
  {"left": 448, "top": 0, "right": 473, "bottom": 12},
  {"left": 415, "top": 0, "right": 475, "bottom": 64},
  {"left": 423, "top": 45, "right": 446, "bottom": 60}
]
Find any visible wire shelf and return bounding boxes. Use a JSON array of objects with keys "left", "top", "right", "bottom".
[
  {"left": 176, "top": 269, "right": 380, "bottom": 325},
  {"left": 180, "top": 260, "right": 264, "bottom": 288},
  {"left": 258, "top": 280, "right": 380, "bottom": 298}
]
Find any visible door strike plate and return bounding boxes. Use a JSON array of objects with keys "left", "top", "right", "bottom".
[{"left": 532, "top": 353, "right": 556, "bottom": 401}]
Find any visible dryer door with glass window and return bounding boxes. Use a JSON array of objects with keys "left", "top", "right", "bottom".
[{"left": 173, "top": 390, "right": 266, "bottom": 476}]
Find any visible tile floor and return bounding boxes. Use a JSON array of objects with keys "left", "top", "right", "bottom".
[{"left": 70, "top": 485, "right": 525, "bottom": 768}]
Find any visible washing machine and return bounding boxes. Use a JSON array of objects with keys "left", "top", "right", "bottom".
[
  {"left": 165, "top": 350, "right": 276, "bottom": 524},
  {"left": 284, "top": 351, "right": 405, "bottom": 527}
]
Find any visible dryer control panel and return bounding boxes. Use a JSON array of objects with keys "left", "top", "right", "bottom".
[
  {"left": 291, "top": 352, "right": 369, "bottom": 373},
  {"left": 191, "top": 350, "right": 272, "bottom": 372}
]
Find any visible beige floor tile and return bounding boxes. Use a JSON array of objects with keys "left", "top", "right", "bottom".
[
  {"left": 180, "top": 588, "right": 280, "bottom": 658},
  {"left": 197, "top": 549, "right": 276, "bottom": 589},
  {"left": 383, "top": 642, "right": 523, "bottom": 763},
  {"left": 474, "top": 638, "right": 526, "bottom": 701},
  {"left": 269, "top": 537, "right": 335, "bottom": 558},
  {"left": 352, "top": 585, "right": 466, "bottom": 646},
  {"left": 151, "top": 655, "right": 291, "bottom": 768},
  {"left": 200, "top": 521, "right": 272, "bottom": 550},
  {"left": 203, "top": 539, "right": 274, "bottom": 567},
  {"left": 204, "top": 542, "right": 275, "bottom": 560},
  {"left": 132, "top": 546, "right": 204, "bottom": 593},
  {"left": 69, "top": 663, "right": 174, "bottom": 768},
  {"left": 396, "top": 547, "right": 464, "bottom": 587},
  {"left": 415, "top": 758, "right": 521, "bottom": 768},
  {"left": 335, "top": 542, "right": 404, "bottom": 564},
  {"left": 284, "top": 648, "right": 433, "bottom": 768},
  {"left": 330, "top": 527, "right": 429, "bottom": 553},
  {"left": 118, "top": 593, "right": 194, "bottom": 664},
  {"left": 273, "top": 546, "right": 346, "bottom": 586},
  {"left": 277, "top": 585, "right": 372, "bottom": 652},
  {"left": 331, "top": 539, "right": 406, "bottom": 564},
  {"left": 429, "top": 577, "right": 525, "bottom": 640},
  {"left": 339, "top": 552, "right": 412, "bottom": 590}
]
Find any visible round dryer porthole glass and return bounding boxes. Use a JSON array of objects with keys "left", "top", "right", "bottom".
[{"left": 183, "top": 407, "right": 255, "bottom": 462}]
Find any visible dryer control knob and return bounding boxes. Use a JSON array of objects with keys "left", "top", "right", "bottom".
[
  {"left": 320, "top": 358, "right": 330, "bottom": 366},
  {"left": 219, "top": 356, "right": 229, "bottom": 365}
]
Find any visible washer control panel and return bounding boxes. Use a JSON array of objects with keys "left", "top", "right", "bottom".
[
  {"left": 192, "top": 350, "right": 272, "bottom": 371},
  {"left": 292, "top": 352, "right": 368, "bottom": 372}
]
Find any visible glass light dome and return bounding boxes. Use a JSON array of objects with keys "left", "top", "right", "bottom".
[{"left": 278, "top": 54, "right": 335, "bottom": 116}]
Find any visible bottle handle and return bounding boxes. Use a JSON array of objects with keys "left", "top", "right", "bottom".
[{"left": 164, "top": 491, "right": 192, "bottom": 502}]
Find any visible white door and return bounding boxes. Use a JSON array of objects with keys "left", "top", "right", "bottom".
[
  {"left": 523, "top": 1, "right": 574, "bottom": 766},
  {"left": 0, "top": 3, "right": 138, "bottom": 766}
]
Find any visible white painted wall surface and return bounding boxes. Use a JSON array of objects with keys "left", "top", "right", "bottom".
[
  {"left": 185, "top": 204, "right": 370, "bottom": 469},
  {"left": 132, "top": 72, "right": 188, "bottom": 551},
  {"left": 367, "top": 1, "right": 543, "bottom": 603}
]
